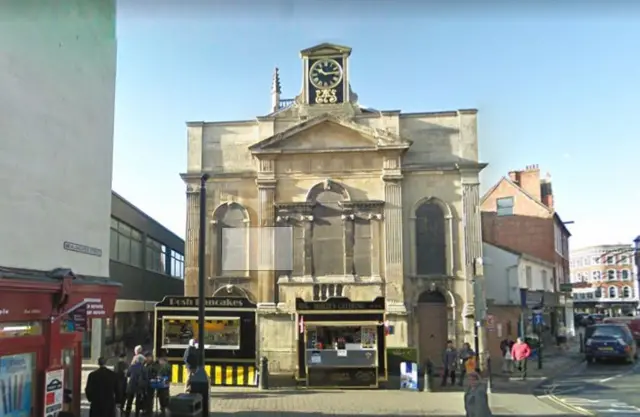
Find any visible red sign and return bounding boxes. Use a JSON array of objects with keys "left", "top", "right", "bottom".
[
  {"left": 0, "top": 292, "right": 52, "bottom": 322},
  {"left": 486, "top": 314, "right": 496, "bottom": 331}
]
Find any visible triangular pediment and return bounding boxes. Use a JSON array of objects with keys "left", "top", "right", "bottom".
[
  {"left": 249, "top": 114, "right": 411, "bottom": 155},
  {"left": 300, "top": 43, "right": 352, "bottom": 57}
]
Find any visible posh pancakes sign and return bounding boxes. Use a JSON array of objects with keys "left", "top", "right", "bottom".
[{"left": 157, "top": 296, "right": 256, "bottom": 309}]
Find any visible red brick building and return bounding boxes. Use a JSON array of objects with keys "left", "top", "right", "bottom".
[{"left": 481, "top": 165, "right": 573, "bottom": 331}]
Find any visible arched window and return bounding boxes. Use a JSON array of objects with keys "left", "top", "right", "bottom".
[
  {"left": 623, "top": 286, "right": 631, "bottom": 298},
  {"left": 214, "top": 203, "right": 249, "bottom": 276},
  {"left": 311, "top": 188, "right": 346, "bottom": 276},
  {"left": 607, "top": 270, "right": 616, "bottom": 280},
  {"left": 622, "top": 270, "right": 630, "bottom": 280},
  {"left": 592, "top": 271, "right": 601, "bottom": 281},
  {"left": 595, "top": 287, "right": 602, "bottom": 298},
  {"left": 415, "top": 201, "right": 446, "bottom": 275},
  {"left": 609, "top": 286, "right": 617, "bottom": 298}
]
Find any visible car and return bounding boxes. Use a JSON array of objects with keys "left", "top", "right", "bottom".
[
  {"left": 603, "top": 316, "right": 640, "bottom": 342},
  {"left": 585, "top": 323, "right": 637, "bottom": 364}
]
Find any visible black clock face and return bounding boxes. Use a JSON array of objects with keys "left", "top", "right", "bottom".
[{"left": 309, "top": 59, "right": 343, "bottom": 89}]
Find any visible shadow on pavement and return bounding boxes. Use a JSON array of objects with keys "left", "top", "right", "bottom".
[{"left": 209, "top": 390, "right": 343, "bottom": 399}]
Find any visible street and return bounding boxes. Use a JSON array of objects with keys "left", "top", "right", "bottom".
[{"left": 536, "top": 358, "right": 640, "bottom": 416}]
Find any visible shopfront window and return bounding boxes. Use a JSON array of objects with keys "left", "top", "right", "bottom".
[
  {"left": 0, "top": 321, "right": 42, "bottom": 338},
  {"left": 306, "top": 326, "right": 377, "bottom": 350},
  {"left": 161, "top": 317, "right": 240, "bottom": 350},
  {"left": 0, "top": 352, "right": 35, "bottom": 416}
]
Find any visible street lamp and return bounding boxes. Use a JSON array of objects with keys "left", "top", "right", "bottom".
[{"left": 189, "top": 173, "right": 210, "bottom": 416}]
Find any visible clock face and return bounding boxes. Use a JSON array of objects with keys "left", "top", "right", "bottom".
[{"left": 309, "top": 59, "right": 343, "bottom": 89}]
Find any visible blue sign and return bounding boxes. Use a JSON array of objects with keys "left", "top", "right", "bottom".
[
  {"left": 533, "top": 313, "right": 543, "bottom": 326},
  {"left": 400, "top": 362, "right": 418, "bottom": 391}
]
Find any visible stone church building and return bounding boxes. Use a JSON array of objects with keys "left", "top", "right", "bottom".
[{"left": 181, "top": 43, "right": 485, "bottom": 373}]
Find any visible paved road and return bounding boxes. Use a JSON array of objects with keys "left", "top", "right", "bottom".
[{"left": 536, "top": 358, "right": 640, "bottom": 416}]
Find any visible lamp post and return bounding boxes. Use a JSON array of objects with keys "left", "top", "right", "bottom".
[
  {"left": 189, "top": 173, "right": 210, "bottom": 416},
  {"left": 634, "top": 236, "right": 640, "bottom": 314}
]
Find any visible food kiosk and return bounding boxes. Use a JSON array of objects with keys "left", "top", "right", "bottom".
[
  {"left": 296, "top": 296, "right": 386, "bottom": 388},
  {"left": 0, "top": 267, "right": 120, "bottom": 417},
  {"left": 153, "top": 292, "right": 257, "bottom": 386}
]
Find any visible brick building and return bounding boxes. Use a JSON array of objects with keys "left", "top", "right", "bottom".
[
  {"left": 570, "top": 244, "right": 638, "bottom": 315},
  {"left": 480, "top": 165, "right": 573, "bottom": 332}
]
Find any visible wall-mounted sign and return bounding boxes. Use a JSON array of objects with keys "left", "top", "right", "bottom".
[
  {"left": 63, "top": 241, "right": 102, "bottom": 257},
  {"left": 156, "top": 296, "right": 257, "bottom": 309},
  {"left": 0, "top": 353, "right": 33, "bottom": 415},
  {"left": 296, "top": 297, "right": 385, "bottom": 312}
]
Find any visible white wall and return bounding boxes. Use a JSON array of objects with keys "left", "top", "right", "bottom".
[
  {"left": 520, "top": 258, "right": 554, "bottom": 292},
  {"left": 0, "top": 2, "right": 116, "bottom": 277},
  {"left": 483, "top": 243, "right": 520, "bottom": 305}
]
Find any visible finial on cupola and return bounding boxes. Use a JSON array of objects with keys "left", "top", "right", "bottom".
[{"left": 271, "top": 67, "right": 281, "bottom": 112}]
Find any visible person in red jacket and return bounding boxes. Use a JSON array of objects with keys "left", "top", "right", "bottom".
[{"left": 511, "top": 337, "right": 531, "bottom": 380}]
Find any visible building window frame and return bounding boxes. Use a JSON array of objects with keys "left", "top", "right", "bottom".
[
  {"left": 607, "top": 269, "right": 616, "bottom": 280},
  {"left": 110, "top": 218, "right": 143, "bottom": 267},
  {"left": 146, "top": 237, "right": 167, "bottom": 274},
  {"left": 623, "top": 286, "right": 632, "bottom": 298},
  {"left": 170, "top": 250, "right": 185, "bottom": 279},
  {"left": 592, "top": 270, "right": 601, "bottom": 281},
  {"left": 496, "top": 197, "right": 514, "bottom": 216},
  {"left": 609, "top": 286, "right": 617, "bottom": 298}
]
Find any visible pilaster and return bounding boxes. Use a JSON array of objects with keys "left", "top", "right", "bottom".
[
  {"left": 369, "top": 213, "right": 383, "bottom": 278},
  {"left": 185, "top": 184, "right": 200, "bottom": 296},
  {"left": 382, "top": 154, "right": 404, "bottom": 303},
  {"left": 257, "top": 157, "right": 277, "bottom": 302},
  {"left": 302, "top": 215, "right": 314, "bottom": 277},
  {"left": 342, "top": 211, "right": 355, "bottom": 276}
]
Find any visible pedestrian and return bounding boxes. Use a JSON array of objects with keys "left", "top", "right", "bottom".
[
  {"left": 458, "top": 342, "right": 475, "bottom": 386},
  {"left": 501, "top": 339, "right": 514, "bottom": 373},
  {"left": 85, "top": 357, "right": 118, "bottom": 417},
  {"left": 441, "top": 340, "right": 458, "bottom": 387},
  {"left": 142, "top": 352, "right": 157, "bottom": 416},
  {"left": 155, "top": 356, "right": 171, "bottom": 416},
  {"left": 131, "top": 345, "right": 144, "bottom": 365},
  {"left": 464, "top": 372, "right": 493, "bottom": 417},
  {"left": 511, "top": 337, "right": 531, "bottom": 380},
  {"left": 556, "top": 323, "right": 567, "bottom": 349},
  {"left": 124, "top": 355, "right": 147, "bottom": 417},
  {"left": 114, "top": 353, "right": 129, "bottom": 415},
  {"left": 183, "top": 338, "right": 199, "bottom": 392}
]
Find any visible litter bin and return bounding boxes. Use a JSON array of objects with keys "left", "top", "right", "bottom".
[{"left": 168, "top": 393, "right": 203, "bottom": 417}]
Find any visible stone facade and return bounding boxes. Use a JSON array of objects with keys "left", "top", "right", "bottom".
[{"left": 181, "top": 43, "right": 486, "bottom": 372}]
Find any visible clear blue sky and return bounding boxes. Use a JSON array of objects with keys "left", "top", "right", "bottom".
[{"left": 113, "top": 2, "right": 639, "bottom": 249}]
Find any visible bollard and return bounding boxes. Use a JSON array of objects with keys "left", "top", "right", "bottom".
[
  {"left": 579, "top": 332, "right": 584, "bottom": 353},
  {"left": 423, "top": 360, "right": 433, "bottom": 392},
  {"left": 259, "top": 356, "right": 269, "bottom": 390}
]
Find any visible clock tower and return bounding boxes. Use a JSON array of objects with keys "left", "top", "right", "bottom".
[{"left": 300, "top": 43, "right": 352, "bottom": 106}]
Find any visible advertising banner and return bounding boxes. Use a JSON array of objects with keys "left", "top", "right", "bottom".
[
  {"left": 0, "top": 353, "right": 33, "bottom": 417},
  {"left": 400, "top": 361, "right": 418, "bottom": 391}
]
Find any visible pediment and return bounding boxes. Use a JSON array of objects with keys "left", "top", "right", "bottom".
[
  {"left": 249, "top": 114, "right": 411, "bottom": 155},
  {"left": 300, "top": 43, "right": 352, "bottom": 57}
]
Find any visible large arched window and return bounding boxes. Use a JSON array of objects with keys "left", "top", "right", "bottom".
[
  {"left": 214, "top": 202, "right": 249, "bottom": 276},
  {"left": 415, "top": 201, "right": 446, "bottom": 275},
  {"left": 623, "top": 286, "right": 631, "bottom": 298},
  {"left": 311, "top": 187, "right": 346, "bottom": 276},
  {"left": 609, "top": 286, "right": 617, "bottom": 298}
]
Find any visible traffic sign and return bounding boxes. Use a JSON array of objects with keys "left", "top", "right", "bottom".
[
  {"left": 533, "top": 312, "right": 544, "bottom": 326},
  {"left": 559, "top": 283, "right": 573, "bottom": 292},
  {"left": 486, "top": 314, "right": 495, "bottom": 331}
]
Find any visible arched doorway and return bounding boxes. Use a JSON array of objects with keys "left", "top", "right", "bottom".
[{"left": 417, "top": 290, "right": 448, "bottom": 366}]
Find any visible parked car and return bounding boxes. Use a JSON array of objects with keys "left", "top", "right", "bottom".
[
  {"left": 575, "top": 313, "right": 589, "bottom": 326},
  {"left": 585, "top": 323, "right": 637, "bottom": 364},
  {"left": 603, "top": 316, "right": 640, "bottom": 342}
]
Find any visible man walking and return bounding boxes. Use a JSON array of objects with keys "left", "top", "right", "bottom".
[
  {"left": 511, "top": 337, "right": 531, "bottom": 380},
  {"left": 85, "top": 357, "right": 118, "bottom": 417},
  {"left": 114, "top": 353, "right": 128, "bottom": 415},
  {"left": 183, "top": 339, "right": 198, "bottom": 391},
  {"left": 458, "top": 342, "right": 475, "bottom": 386},
  {"left": 124, "top": 355, "right": 147, "bottom": 417},
  {"left": 441, "top": 340, "right": 458, "bottom": 387}
]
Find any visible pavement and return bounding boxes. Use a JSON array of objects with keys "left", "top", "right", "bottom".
[
  {"left": 80, "top": 369, "right": 578, "bottom": 416},
  {"left": 534, "top": 357, "right": 640, "bottom": 416}
]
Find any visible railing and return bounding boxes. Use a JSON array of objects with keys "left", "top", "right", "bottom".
[{"left": 278, "top": 98, "right": 294, "bottom": 109}]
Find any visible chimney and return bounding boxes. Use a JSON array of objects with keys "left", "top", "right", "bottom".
[
  {"left": 540, "top": 172, "right": 554, "bottom": 209},
  {"left": 509, "top": 165, "right": 542, "bottom": 202},
  {"left": 271, "top": 67, "right": 281, "bottom": 113}
]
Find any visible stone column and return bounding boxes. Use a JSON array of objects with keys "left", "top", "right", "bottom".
[
  {"left": 382, "top": 176, "right": 404, "bottom": 302},
  {"left": 369, "top": 213, "right": 383, "bottom": 278},
  {"left": 184, "top": 184, "right": 200, "bottom": 296},
  {"left": 257, "top": 181, "right": 276, "bottom": 302},
  {"left": 342, "top": 212, "right": 355, "bottom": 276}
]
